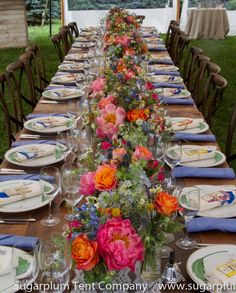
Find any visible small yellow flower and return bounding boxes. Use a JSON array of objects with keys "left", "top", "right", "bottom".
[
  {"left": 112, "top": 208, "right": 121, "bottom": 217},
  {"left": 147, "top": 203, "right": 154, "bottom": 211}
]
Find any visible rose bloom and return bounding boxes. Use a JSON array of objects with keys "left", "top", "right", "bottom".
[
  {"left": 91, "top": 78, "right": 106, "bottom": 92},
  {"left": 71, "top": 234, "right": 99, "bottom": 271},
  {"left": 154, "top": 191, "right": 179, "bottom": 216},
  {"left": 127, "top": 109, "right": 149, "bottom": 122},
  {"left": 117, "top": 60, "right": 127, "bottom": 72},
  {"left": 98, "top": 95, "right": 115, "bottom": 109},
  {"left": 125, "top": 69, "right": 135, "bottom": 81},
  {"left": 100, "top": 141, "right": 112, "bottom": 150},
  {"left": 111, "top": 148, "right": 127, "bottom": 164},
  {"left": 79, "top": 171, "right": 96, "bottom": 196},
  {"left": 95, "top": 164, "right": 117, "bottom": 191},
  {"left": 146, "top": 82, "right": 155, "bottom": 90},
  {"left": 97, "top": 218, "right": 144, "bottom": 271},
  {"left": 125, "top": 47, "right": 135, "bottom": 56},
  {"left": 132, "top": 145, "right": 153, "bottom": 162}
]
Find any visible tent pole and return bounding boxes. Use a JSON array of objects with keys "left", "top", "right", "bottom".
[{"left": 61, "top": 0, "right": 65, "bottom": 25}]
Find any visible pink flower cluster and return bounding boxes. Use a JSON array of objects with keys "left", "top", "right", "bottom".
[
  {"left": 79, "top": 171, "right": 96, "bottom": 196},
  {"left": 114, "top": 35, "right": 130, "bottom": 47},
  {"left": 91, "top": 78, "right": 106, "bottom": 92}
]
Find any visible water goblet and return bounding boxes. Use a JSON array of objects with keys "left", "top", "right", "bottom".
[
  {"left": 39, "top": 166, "right": 60, "bottom": 227},
  {"left": 56, "top": 131, "right": 73, "bottom": 160},
  {"left": 176, "top": 187, "right": 200, "bottom": 250}
]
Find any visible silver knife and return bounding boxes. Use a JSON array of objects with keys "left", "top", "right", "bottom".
[{"left": 0, "top": 218, "right": 36, "bottom": 224}]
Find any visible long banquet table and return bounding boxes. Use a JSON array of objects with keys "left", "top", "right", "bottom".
[{"left": 0, "top": 29, "right": 236, "bottom": 293}]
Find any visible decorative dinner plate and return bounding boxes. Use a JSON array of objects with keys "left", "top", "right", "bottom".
[
  {"left": 0, "top": 179, "right": 54, "bottom": 213},
  {"left": 150, "top": 54, "right": 172, "bottom": 61},
  {"left": 4, "top": 143, "right": 65, "bottom": 167},
  {"left": 170, "top": 117, "right": 209, "bottom": 134},
  {"left": 24, "top": 116, "right": 73, "bottom": 134},
  {"left": 149, "top": 64, "right": 179, "bottom": 71},
  {"left": 51, "top": 74, "right": 77, "bottom": 84},
  {"left": 42, "top": 88, "right": 84, "bottom": 101},
  {"left": 72, "top": 42, "right": 95, "bottom": 48},
  {"left": 149, "top": 75, "right": 183, "bottom": 83},
  {"left": 65, "top": 53, "right": 92, "bottom": 61},
  {"left": 166, "top": 145, "right": 226, "bottom": 168},
  {"left": 187, "top": 245, "right": 236, "bottom": 291},
  {"left": 0, "top": 246, "right": 33, "bottom": 293},
  {"left": 58, "top": 63, "right": 85, "bottom": 72},
  {"left": 155, "top": 88, "right": 191, "bottom": 99},
  {"left": 179, "top": 185, "right": 236, "bottom": 218}
]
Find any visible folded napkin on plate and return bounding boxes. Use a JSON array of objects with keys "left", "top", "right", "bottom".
[
  {"left": 45, "top": 85, "right": 78, "bottom": 91},
  {"left": 0, "top": 234, "right": 39, "bottom": 250},
  {"left": 152, "top": 70, "right": 180, "bottom": 76},
  {"left": 142, "top": 33, "right": 160, "bottom": 38},
  {"left": 26, "top": 113, "right": 69, "bottom": 119},
  {"left": 187, "top": 217, "right": 236, "bottom": 233},
  {"left": 153, "top": 82, "right": 185, "bottom": 89},
  {"left": 12, "top": 140, "right": 57, "bottom": 147},
  {"left": 148, "top": 47, "right": 167, "bottom": 52},
  {"left": 160, "top": 97, "right": 194, "bottom": 105},
  {"left": 149, "top": 59, "right": 174, "bottom": 65},
  {"left": 172, "top": 119, "right": 201, "bottom": 131},
  {"left": 174, "top": 133, "right": 216, "bottom": 142},
  {"left": 173, "top": 167, "right": 235, "bottom": 179},
  {"left": 181, "top": 147, "right": 215, "bottom": 163},
  {"left": 0, "top": 180, "right": 41, "bottom": 206},
  {"left": 12, "top": 144, "right": 55, "bottom": 162},
  {"left": 30, "top": 116, "right": 68, "bottom": 130},
  {"left": 0, "top": 174, "right": 40, "bottom": 182}
]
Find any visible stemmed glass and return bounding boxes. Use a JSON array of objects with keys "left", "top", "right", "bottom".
[
  {"left": 176, "top": 187, "right": 200, "bottom": 250},
  {"left": 40, "top": 166, "right": 60, "bottom": 227},
  {"left": 57, "top": 131, "right": 73, "bottom": 160},
  {"left": 61, "top": 163, "right": 84, "bottom": 221}
]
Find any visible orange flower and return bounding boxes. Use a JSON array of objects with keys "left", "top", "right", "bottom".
[
  {"left": 127, "top": 109, "right": 149, "bottom": 122},
  {"left": 132, "top": 145, "right": 153, "bottom": 162},
  {"left": 71, "top": 234, "right": 99, "bottom": 271},
  {"left": 125, "top": 47, "right": 135, "bottom": 56},
  {"left": 95, "top": 164, "right": 117, "bottom": 191},
  {"left": 153, "top": 192, "right": 179, "bottom": 216},
  {"left": 117, "top": 60, "right": 127, "bottom": 72}
]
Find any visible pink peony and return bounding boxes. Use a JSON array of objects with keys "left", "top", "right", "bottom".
[
  {"left": 98, "top": 95, "right": 115, "bottom": 109},
  {"left": 125, "top": 69, "right": 135, "bottom": 81},
  {"left": 101, "top": 141, "right": 112, "bottom": 150},
  {"left": 96, "top": 103, "right": 126, "bottom": 139},
  {"left": 132, "top": 145, "right": 153, "bottom": 162},
  {"left": 115, "top": 35, "right": 130, "bottom": 47},
  {"left": 97, "top": 218, "right": 144, "bottom": 271},
  {"left": 79, "top": 171, "right": 96, "bottom": 196},
  {"left": 91, "top": 78, "right": 106, "bottom": 92}
]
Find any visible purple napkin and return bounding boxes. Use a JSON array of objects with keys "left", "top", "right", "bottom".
[
  {"left": 26, "top": 113, "right": 69, "bottom": 120},
  {"left": 142, "top": 33, "right": 160, "bottom": 38},
  {"left": 173, "top": 167, "right": 235, "bottom": 179},
  {"left": 160, "top": 97, "right": 194, "bottom": 105},
  {"left": 153, "top": 82, "right": 185, "bottom": 89},
  {"left": 149, "top": 59, "right": 174, "bottom": 65},
  {"left": 174, "top": 133, "right": 216, "bottom": 142},
  {"left": 0, "top": 174, "right": 40, "bottom": 182},
  {"left": 12, "top": 140, "right": 57, "bottom": 147},
  {"left": 0, "top": 234, "right": 39, "bottom": 250},
  {"left": 188, "top": 217, "right": 236, "bottom": 233},
  {"left": 152, "top": 71, "right": 180, "bottom": 76},
  {"left": 45, "top": 85, "right": 78, "bottom": 90},
  {"left": 148, "top": 47, "right": 167, "bottom": 52}
]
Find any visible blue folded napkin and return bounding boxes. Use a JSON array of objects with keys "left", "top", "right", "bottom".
[
  {"left": 0, "top": 234, "right": 39, "bottom": 250},
  {"left": 45, "top": 85, "right": 78, "bottom": 90},
  {"left": 0, "top": 174, "right": 40, "bottom": 182},
  {"left": 26, "top": 113, "right": 69, "bottom": 120},
  {"left": 153, "top": 82, "right": 185, "bottom": 89},
  {"left": 188, "top": 217, "right": 236, "bottom": 233},
  {"left": 173, "top": 167, "right": 235, "bottom": 179},
  {"left": 153, "top": 71, "right": 180, "bottom": 76},
  {"left": 148, "top": 47, "right": 167, "bottom": 52},
  {"left": 160, "top": 97, "right": 194, "bottom": 105},
  {"left": 142, "top": 33, "right": 160, "bottom": 38},
  {"left": 149, "top": 59, "right": 174, "bottom": 65},
  {"left": 12, "top": 140, "right": 57, "bottom": 147},
  {"left": 174, "top": 133, "right": 216, "bottom": 142}
]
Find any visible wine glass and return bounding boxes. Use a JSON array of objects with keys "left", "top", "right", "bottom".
[
  {"left": 61, "top": 163, "right": 84, "bottom": 221},
  {"left": 57, "top": 131, "right": 73, "bottom": 160},
  {"left": 176, "top": 187, "right": 200, "bottom": 250},
  {"left": 38, "top": 234, "right": 71, "bottom": 293},
  {"left": 40, "top": 166, "right": 60, "bottom": 227}
]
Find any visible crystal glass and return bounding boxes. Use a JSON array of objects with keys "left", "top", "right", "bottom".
[
  {"left": 56, "top": 131, "right": 73, "bottom": 160},
  {"left": 38, "top": 234, "right": 71, "bottom": 293},
  {"left": 176, "top": 187, "right": 200, "bottom": 250},
  {"left": 40, "top": 166, "right": 60, "bottom": 227}
]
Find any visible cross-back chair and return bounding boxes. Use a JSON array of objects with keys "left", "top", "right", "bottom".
[
  {"left": 165, "top": 20, "right": 179, "bottom": 50},
  {"left": 68, "top": 22, "right": 79, "bottom": 38},
  {"left": 51, "top": 33, "right": 65, "bottom": 63},
  {"left": 225, "top": 104, "right": 236, "bottom": 162},
  {"left": 168, "top": 24, "right": 180, "bottom": 61},
  {"left": 60, "top": 25, "right": 74, "bottom": 53},
  {"left": 174, "top": 33, "right": 190, "bottom": 67}
]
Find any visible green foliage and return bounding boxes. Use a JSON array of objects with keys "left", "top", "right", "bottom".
[{"left": 225, "top": 0, "right": 236, "bottom": 10}]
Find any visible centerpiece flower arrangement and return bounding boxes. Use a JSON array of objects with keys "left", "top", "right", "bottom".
[{"left": 64, "top": 7, "right": 182, "bottom": 284}]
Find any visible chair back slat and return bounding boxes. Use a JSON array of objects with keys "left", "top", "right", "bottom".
[
  {"left": 68, "top": 22, "right": 79, "bottom": 38},
  {"left": 51, "top": 33, "right": 64, "bottom": 63}
]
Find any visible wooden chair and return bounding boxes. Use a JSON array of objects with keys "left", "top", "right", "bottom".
[
  {"left": 26, "top": 44, "right": 49, "bottom": 91},
  {"left": 60, "top": 25, "right": 74, "bottom": 53},
  {"left": 174, "top": 33, "right": 190, "bottom": 67},
  {"left": 165, "top": 20, "right": 179, "bottom": 50},
  {"left": 168, "top": 24, "right": 180, "bottom": 61},
  {"left": 68, "top": 22, "right": 79, "bottom": 38},
  {"left": 201, "top": 73, "right": 227, "bottom": 128},
  {"left": 51, "top": 33, "right": 64, "bottom": 63},
  {"left": 225, "top": 104, "right": 236, "bottom": 162}
]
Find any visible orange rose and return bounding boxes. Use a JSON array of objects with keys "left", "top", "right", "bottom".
[
  {"left": 153, "top": 192, "right": 179, "bottom": 216},
  {"left": 95, "top": 164, "right": 117, "bottom": 191},
  {"left": 127, "top": 109, "right": 149, "bottom": 122},
  {"left": 71, "top": 234, "right": 99, "bottom": 271},
  {"left": 125, "top": 47, "right": 135, "bottom": 56},
  {"left": 132, "top": 145, "right": 153, "bottom": 162},
  {"left": 117, "top": 60, "right": 127, "bottom": 72}
]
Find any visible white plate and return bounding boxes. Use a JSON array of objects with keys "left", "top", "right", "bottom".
[
  {"left": 166, "top": 145, "right": 226, "bottom": 167},
  {"left": 72, "top": 42, "right": 95, "bottom": 48},
  {"left": 150, "top": 54, "right": 171, "bottom": 61},
  {"left": 0, "top": 179, "right": 53, "bottom": 213},
  {"left": 5, "top": 143, "right": 65, "bottom": 167},
  {"left": 51, "top": 74, "right": 77, "bottom": 84},
  {"left": 24, "top": 116, "right": 73, "bottom": 134},
  {"left": 42, "top": 88, "right": 84, "bottom": 101},
  {"left": 170, "top": 117, "right": 209, "bottom": 134},
  {"left": 150, "top": 64, "right": 179, "bottom": 71},
  {"left": 149, "top": 75, "right": 183, "bottom": 83},
  {"left": 187, "top": 245, "right": 236, "bottom": 291},
  {"left": 180, "top": 185, "right": 236, "bottom": 218},
  {"left": 0, "top": 246, "right": 33, "bottom": 293},
  {"left": 155, "top": 88, "right": 191, "bottom": 99},
  {"left": 58, "top": 63, "right": 85, "bottom": 72},
  {"left": 65, "top": 53, "right": 92, "bottom": 61}
]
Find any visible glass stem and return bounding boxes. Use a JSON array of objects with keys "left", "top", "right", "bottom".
[
  {"left": 48, "top": 199, "right": 52, "bottom": 220},
  {"left": 184, "top": 218, "right": 190, "bottom": 242}
]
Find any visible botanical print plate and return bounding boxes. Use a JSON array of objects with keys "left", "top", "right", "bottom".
[
  {"left": 187, "top": 245, "right": 236, "bottom": 290},
  {"left": 0, "top": 179, "right": 54, "bottom": 213},
  {"left": 65, "top": 53, "right": 92, "bottom": 61},
  {"left": 24, "top": 116, "right": 73, "bottom": 134},
  {"left": 155, "top": 88, "right": 191, "bottom": 99},
  {"left": 149, "top": 75, "right": 183, "bottom": 83},
  {"left": 149, "top": 64, "right": 179, "bottom": 71},
  {"left": 170, "top": 117, "right": 209, "bottom": 134},
  {"left": 5, "top": 143, "right": 65, "bottom": 167},
  {"left": 72, "top": 41, "right": 95, "bottom": 48},
  {"left": 51, "top": 74, "right": 77, "bottom": 84},
  {"left": 0, "top": 246, "right": 33, "bottom": 293},
  {"left": 150, "top": 53, "right": 172, "bottom": 61},
  {"left": 58, "top": 63, "right": 85, "bottom": 72},
  {"left": 42, "top": 88, "right": 84, "bottom": 101},
  {"left": 179, "top": 185, "right": 236, "bottom": 218},
  {"left": 166, "top": 145, "right": 226, "bottom": 167}
]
